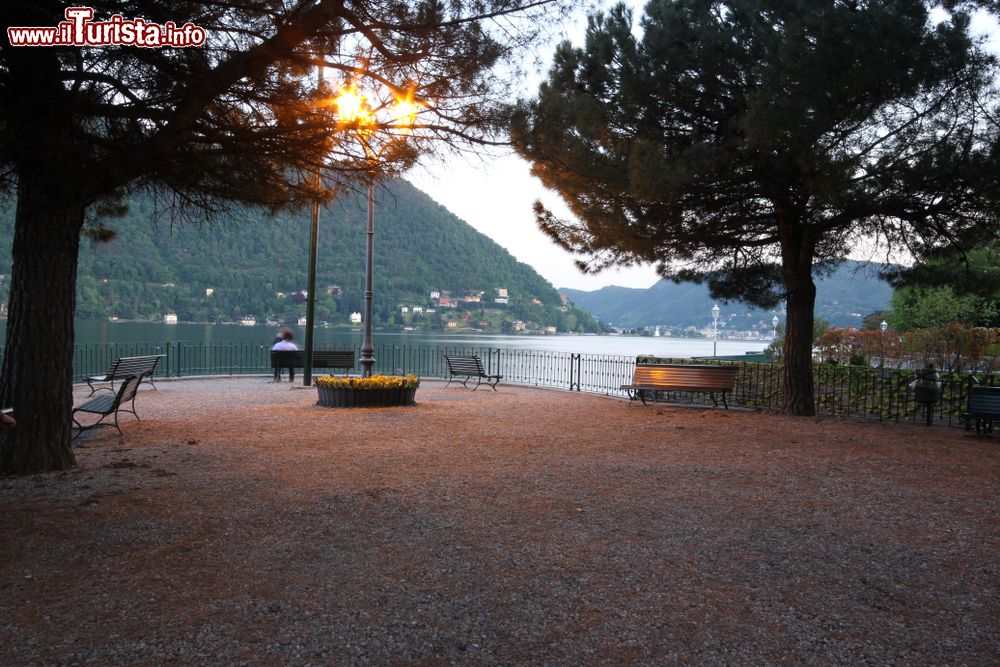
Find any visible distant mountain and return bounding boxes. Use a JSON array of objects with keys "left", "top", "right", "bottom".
[
  {"left": 0, "top": 180, "right": 600, "bottom": 332},
  {"left": 562, "top": 260, "right": 893, "bottom": 330}
]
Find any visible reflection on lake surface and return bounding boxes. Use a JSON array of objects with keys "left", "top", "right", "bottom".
[{"left": 51, "top": 320, "right": 768, "bottom": 359}]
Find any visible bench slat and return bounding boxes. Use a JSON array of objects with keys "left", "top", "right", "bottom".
[
  {"left": 271, "top": 350, "right": 354, "bottom": 370},
  {"left": 630, "top": 365, "right": 737, "bottom": 390},
  {"left": 968, "top": 386, "right": 1000, "bottom": 415},
  {"left": 966, "top": 386, "right": 1000, "bottom": 433},
  {"left": 449, "top": 360, "right": 485, "bottom": 373},
  {"left": 622, "top": 363, "right": 738, "bottom": 408},
  {"left": 76, "top": 395, "right": 115, "bottom": 413}
]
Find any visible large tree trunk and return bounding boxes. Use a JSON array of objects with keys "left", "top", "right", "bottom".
[
  {"left": 0, "top": 39, "right": 89, "bottom": 474},
  {"left": 0, "top": 178, "right": 85, "bottom": 474},
  {"left": 780, "top": 224, "right": 817, "bottom": 416}
]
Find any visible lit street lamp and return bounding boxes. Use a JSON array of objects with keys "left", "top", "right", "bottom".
[
  {"left": 712, "top": 303, "right": 720, "bottom": 357},
  {"left": 332, "top": 84, "right": 419, "bottom": 378}
]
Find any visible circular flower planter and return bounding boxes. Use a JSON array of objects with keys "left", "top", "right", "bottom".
[
  {"left": 316, "top": 384, "right": 417, "bottom": 407},
  {"left": 314, "top": 374, "right": 420, "bottom": 408}
]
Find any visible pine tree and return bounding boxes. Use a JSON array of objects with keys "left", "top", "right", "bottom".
[
  {"left": 0, "top": 0, "right": 562, "bottom": 474},
  {"left": 513, "top": 0, "right": 1000, "bottom": 415}
]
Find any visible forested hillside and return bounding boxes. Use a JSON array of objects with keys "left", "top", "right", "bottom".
[
  {"left": 562, "top": 261, "right": 893, "bottom": 330},
  {"left": 0, "top": 180, "right": 600, "bottom": 333}
]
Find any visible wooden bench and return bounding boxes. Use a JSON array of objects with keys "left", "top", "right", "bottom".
[
  {"left": 965, "top": 385, "right": 1000, "bottom": 433},
  {"left": 444, "top": 355, "right": 502, "bottom": 391},
  {"left": 621, "top": 363, "right": 739, "bottom": 408},
  {"left": 86, "top": 354, "right": 163, "bottom": 395},
  {"left": 270, "top": 350, "right": 354, "bottom": 379},
  {"left": 73, "top": 374, "right": 143, "bottom": 440}
]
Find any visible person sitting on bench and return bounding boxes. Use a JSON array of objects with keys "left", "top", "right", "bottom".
[{"left": 271, "top": 328, "right": 298, "bottom": 382}]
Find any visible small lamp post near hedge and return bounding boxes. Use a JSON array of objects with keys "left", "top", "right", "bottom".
[
  {"left": 711, "top": 304, "right": 720, "bottom": 357},
  {"left": 879, "top": 320, "right": 888, "bottom": 368}
]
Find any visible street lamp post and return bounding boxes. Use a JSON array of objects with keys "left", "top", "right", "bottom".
[
  {"left": 712, "top": 304, "right": 720, "bottom": 357},
  {"left": 880, "top": 319, "right": 888, "bottom": 368},
  {"left": 332, "top": 84, "right": 419, "bottom": 378},
  {"left": 360, "top": 180, "right": 376, "bottom": 377}
]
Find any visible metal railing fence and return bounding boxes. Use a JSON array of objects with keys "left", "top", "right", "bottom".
[{"left": 1, "top": 341, "right": 995, "bottom": 429}]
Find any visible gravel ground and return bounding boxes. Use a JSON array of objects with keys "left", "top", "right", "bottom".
[{"left": 1, "top": 376, "right": 998, "bottom": 666}]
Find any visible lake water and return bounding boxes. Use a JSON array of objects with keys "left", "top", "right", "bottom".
[{"left": 62, "top": 320, "right": 767, "bottom": 359}]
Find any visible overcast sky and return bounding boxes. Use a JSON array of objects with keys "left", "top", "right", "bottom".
[
  {"left": 407, "top": 0, "right": 658, "bottom": 292},
  {"left": 407, "top": 150, "right": 660, "bottom": 292},
  {"left": 406, "top": 3, "right": 1000, "bottom": 293}
]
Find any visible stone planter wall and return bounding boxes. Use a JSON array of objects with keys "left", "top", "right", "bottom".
[{"left": 316, "top": 384, "right": 417, "bottom": 407}]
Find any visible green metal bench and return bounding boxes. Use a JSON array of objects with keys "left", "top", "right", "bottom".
[
  {"left": 444, "top": 355, "right": 502, "bottom": 391},
  {"left": 621, "top": 363, "right": 739, "bottom": 408},
  {"left": 73, "top": 374, "right": 143, "bottom": 440},
  {"left": 86, "top": 354, "right": 163, "bottom": 395},
  {"left": 965, "top": 385, "right": 1000, "bottom": 433}
]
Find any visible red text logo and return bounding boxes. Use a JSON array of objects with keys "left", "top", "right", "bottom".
[{"left": 7, "top": 7, "right": 207, "bottom": 48}]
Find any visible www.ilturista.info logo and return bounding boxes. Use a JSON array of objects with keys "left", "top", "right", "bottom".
[{"left": 7, "top": 7, "right": 206, "bottom": 48}]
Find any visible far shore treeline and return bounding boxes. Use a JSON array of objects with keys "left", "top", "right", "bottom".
[{"left": 0, "top": 180, "right": 602, "bottom": 335}]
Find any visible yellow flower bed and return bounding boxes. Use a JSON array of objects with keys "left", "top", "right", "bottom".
[{"left": 315, "top": 374, "right": 420, "bottom": 390}]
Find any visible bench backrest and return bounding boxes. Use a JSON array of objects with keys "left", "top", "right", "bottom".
[
  {"left": 631, "top": 364, "right": 738, "bottom": 391},
  {"left": 445, "top": 355, "right": 486, "bottom": 376},
  {"left": 969, "top": 386, "right": 1000, "bottom": 414},
  {"left": 270, "top": 350, "right": 354, "bottom": 369},
  {"left": 117, "top": 374, "right": 143, "bottom": 407},
  {"left": 314, "top": 350, "right": 354, "bottom": 368},
  {"left": 110, "top": 355, "right": 162, "bottom": 379}
]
